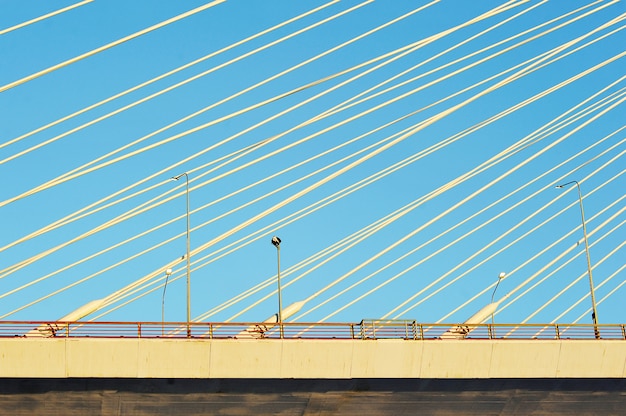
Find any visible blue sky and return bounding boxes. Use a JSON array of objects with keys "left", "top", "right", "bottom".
[{"left": 0, "top": 0, "right": 624, "bottom": 326}]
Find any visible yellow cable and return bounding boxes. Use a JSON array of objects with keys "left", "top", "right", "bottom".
[
  {"left": 498, "top": 202, "right": 626, "bottom": 317},
  {"left": 58, "top": 39, "right": 624, "bottom": 318},
  {"left": 393, "top": 145, "right": 625, "bottom": 320},
  {"left": 292, "top": 51, "right": 626, "bottom": 317},
  {"left": 0, "top": 1, "right": 93, "bottom": 36},
  {"left": 0, "top": 1, "right": 372, "bottom": 208},
  {"left": 441, "top": 195, "right": 626, "bottom": 323},
  {"left": 0, "top": 0, "right": 510, "bottom": 206},
  {"left": 521, "top": 231, "right": 626, "bottom": 323},
  {"left": 0, "top": 0, "right": 526, "bottom": 280},
  {"left": 320, "top": 0, "right": 611, "bottom": 120},
  {"left": 0, "top": 0, "right": 226, "bottom": 93},
  {"left": 7, "top": 1, "right": 620, "bottom": 318},
  {"left": 569, "top": 262, "right": 626, "bottom": 324},
  {"left": 0, "top": 1, "right": 339, "bottom": 152}
]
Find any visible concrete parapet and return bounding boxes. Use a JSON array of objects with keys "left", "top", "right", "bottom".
[{"left": 1, "top": 338, "right": 624, "bottom": 379}]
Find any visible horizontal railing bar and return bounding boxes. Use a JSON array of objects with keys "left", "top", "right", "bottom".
[{"left": 0, "top": 321, "right": 624, "bottom": 340}]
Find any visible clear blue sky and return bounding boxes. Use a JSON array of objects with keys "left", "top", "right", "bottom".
[{"left": 0, "top": 0, "right": 624, "bottom": 325}]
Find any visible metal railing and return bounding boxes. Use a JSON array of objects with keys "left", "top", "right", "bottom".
[{"left": 0, "top": 320, "right": 624, "bottom": 340}]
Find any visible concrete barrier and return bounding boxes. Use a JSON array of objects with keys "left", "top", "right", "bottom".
[{"left": 1, "top": 338, "right": 624, "bottom": 378}]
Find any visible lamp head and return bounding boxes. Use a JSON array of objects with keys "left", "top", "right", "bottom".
[
  {"left": 165, "top": 268, "right": 173, "bottom": 276},
  {"left": 498, "top": 272, "right": 506, "bottom": 279},
  {"left": 555, "top": 180, "right": 578, "bottom": 189},
  {"left": 271, "top": 236, "right": 281, "bottom": 247}
]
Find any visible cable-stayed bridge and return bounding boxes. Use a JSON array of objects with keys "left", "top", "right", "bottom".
[{"left": 0, "top": 1, "right": 624, "bottom": 413}]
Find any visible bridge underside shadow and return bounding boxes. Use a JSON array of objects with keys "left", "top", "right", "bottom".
[{"left": 0, "top": 378, "right": 624, "bottom": 415}]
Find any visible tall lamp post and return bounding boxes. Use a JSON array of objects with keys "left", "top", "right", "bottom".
[
  {"left": 172, "top": 172, "right": 191, "bottom": 338},
  {"left": 556, "top": 180, "right": 600, "bottom": 339},
  {"left": 271, "top": 236, "right": 283, "bottom": 338}
]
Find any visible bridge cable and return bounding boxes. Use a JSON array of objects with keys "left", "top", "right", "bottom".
[
  {"left": 0, "top": 0, "right": 340, "bottom": 153},
  {"left": 293, "top": 75, "right": 626, "bottom": 321},
  {"left": 0, "top": 1, "right": 93, "bottom": 36},
  {"left": 0, "top": 1, "right": 544, "bottom": 276},
  {"left": 0, "top": 0, "right": 227, "bottom": 93}
]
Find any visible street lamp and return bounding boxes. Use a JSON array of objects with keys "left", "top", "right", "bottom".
[
  {"left": 172, "top": 172, "right": 191, "bottom": 338},
  {"left": 556, "top": 180, "right": 600, "bottom": 339},
  {"left": 442, "top": 272, "right": 507, "bottom": 339},
  {"left": 271, "top": 235, "right": 283, "bottom": 338},
  {"left": 162, "top": 268, "right": 173, "bottom": 336},
  {"left": 491, "top": 272, "right": 506, "bottom": 325},
  {"left": 491, "top": 272, "right": 507, "bottom": 303}
]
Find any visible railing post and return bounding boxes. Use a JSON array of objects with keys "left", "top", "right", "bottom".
[
  {"left": 209, "top": 323, "right": 214, "bottom": 339},
  {"left": 137, "top": 322, "right": 141, "bottom": 338},
  {"left": 621, "top": 324, "right": 625, "bottom": 340},
  {"left": 555, "top": 324, "right": 560, "bottom": 340},
  {"left": 488, "top": 323, "right": 493, "bottom": 339},
  {"left": 350, "top": 323, "right": 355, "bottom": 339},
  {"left": 419, "top": 323, "right": 424, "bottom": 340}
]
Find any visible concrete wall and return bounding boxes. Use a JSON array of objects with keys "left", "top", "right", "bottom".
[{"left": 1, "top": 338, "right": 625, "bottom": 378}]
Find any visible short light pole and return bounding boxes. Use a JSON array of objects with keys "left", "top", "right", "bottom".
[
  {"left": 442, "top": 272, "right": 507, "bottom": 339},
  {"left": 172, "top": 172, "right": 191, "bottom": 338},
  {"left": 556, "top": 180, "right": 600, "bottom": 339},
  {"left": 162, "top": 268, "right": 173, "bottom": 336},
  {"left": 271, "top": 236, "right": 283, "bottom": 338},
  {"left": 490, "top": 272, "right": 506, "bottom": 326}
]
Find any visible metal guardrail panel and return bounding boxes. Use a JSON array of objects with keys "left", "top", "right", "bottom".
[{"left": 0, "top": 321, "right": 624, "bottom": 340}]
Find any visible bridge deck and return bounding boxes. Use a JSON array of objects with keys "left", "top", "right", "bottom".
[
  {"left": 1, "top": 321, "right": 625, "bottom": 414},
  {"left": 1, "top": 321, "right": 624, "bottom": 379}
]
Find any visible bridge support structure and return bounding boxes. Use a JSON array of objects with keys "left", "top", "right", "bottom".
[{"left": 1, "top": 338, "right": 625, "bottom": 414}]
